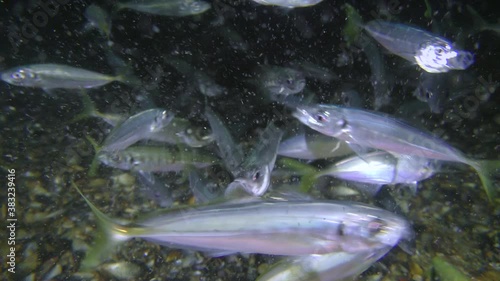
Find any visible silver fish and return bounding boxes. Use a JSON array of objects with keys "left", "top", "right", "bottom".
[
  {"left": 101, "top": 109, "right": 174, "bottom": 152},
  {"left": 75, "top": 184, "right": 412, "bottom": 269},
  {"left": 229, "top": 123, "right": 283, "bottom": 197},
  {"left": 84, "top": 4, "right": 112, "bottom": 38},
  {"left": 251, "top": 0, "right": 324, "bottom": 8},
  {"left": 166, "top": 58, "right": 225, "bottom": 97},
  {"left": 98, "top": 146, "right": 218, "bottom": 172},
  {"left": 135, "top": 171, "right": 173, "bottom": 208},
  {"left": 257, "top": 65, "right": 306, "bottom": 97},
  {"left": 257, "top": 246, "right": 392, "bottom": 281},
  {"left": 316, "top": 152, "right": 438, "bottom": 186},
  {"left": 1, "top": 64, "right": 135, "bottom": 89},
  {"left": 205, "top": 106, "right": 245, "bottom": 174},
  {"left": 278, "top": 129, "right": 353, "bottom": 160},
  {"left": 293, "top": 104, "right": 497, "bottom": 201},
  {"left": 117, "top": 0, "right": 211, "bottom": 17},
  {"left": 364, "top": 20, "right": 474, "bottom": 73}
]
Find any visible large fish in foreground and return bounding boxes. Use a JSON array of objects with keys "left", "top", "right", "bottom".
[
  {"left": 116, "top": 0, "right": 211, "bottom": 17},
  {"left": 363, "top": 20, "right": 474, "bottom": 73},
  {"left": 1, "top": 64, "right": 138, "bottom": 89},
  {"left": 74, "top": 184, "right": 411, "bottom": 270},
  {"left": 293, "top": 104, "right": 498, "bottom": 201}
]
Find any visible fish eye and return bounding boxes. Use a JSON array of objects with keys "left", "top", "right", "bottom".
[
  {"left": 286, "top": 78, "right": 294, "bottom": 85},
  {"left": 11, "top": 71, "right": 26, "bottom": 80},
  {"left": 367, "top": 218, "right": 385, "bottom": 235},
  {"left": 253, "top": 171, "right": 261, "bottom": 181},
  {"left": 315, "top": 112, "right": 328, "bottom": 123}
]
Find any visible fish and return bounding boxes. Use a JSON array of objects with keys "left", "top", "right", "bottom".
[
  {"left": 1, "top": 64, "right": 138, "bottom": 89},
  {"left": 135, "top": 171, "right": 174, "bottom": 208},
  {"left": 317, "top": 152, "right": 438, "bottom": 186},
  {"left": 287, "top": 152, "right": 438, "bottom": 194},
  {"left": 166, "top": 57, "right": 225, "bottom": 97},
  {"left": 84, "top": 4, "right": 112, "bottom": 39},
  {"left": 250, "top": 0, "right": 324, "bottom": 8},
  {"left": 363, "top": 20, "right": 474, "bottom": 73},
  {"left": 228, "top": 123, "right": 283, "bottom": 197},
  {"left": 205, "top": 106, "right": 245, "bottom": 174},
  {"left": 257, "top": 246, "right": 393, "bottom": 281},
  {"left": 98, "top": 146, "right": 219, "bottom": 172},
  {"left": 188, "top": 169, "right": 225, "bottom": 203},
  {"left": 73, "top": 182, "right": 412, "bottom": 270},
  {"left": 256, "top": 65, "right": 306, "bottom": 98},
  {"left": 73, "top": 93, "right": 214, "bottom": 147},
  {"left": 116, "top": 0, "right": 211, "bottom": 17},
  {"left": 148, "top": 118, "right": 215, "bottom": 148},
  {"left": 278, "top": 129, "right": 352, "bottom": 160},
  {"left": 101, "top": 108, "right": 175, "bottom": 152},
  {"left": 293, "top": 104, "right": 498, "bottom": 201}
]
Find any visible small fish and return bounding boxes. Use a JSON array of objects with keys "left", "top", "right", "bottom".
[
  {"left": 135, "top": 171, "right": 173, "bottom": 208},
  {"left": 84, "top": 4, "right": 112, "bottom": 38},
  {"left": 205, "top": 106, "right": 245, "bottom": 174},
  {"left": 101, "top": 109, "right": 174, "bottom": 152},
  {"left": 116, "top": 0, "right": 211, "bottom": 17},
  {"left": 188, "top": 169, "right": 225, "bottom": 203},
  {"left": 74, "top": 182, "right": 412, "bottom": 269},
  {"left": 166, "top": 57, "right": 225, "bottom": 97},
  {"left": 363, "top": 20, "right": 474, "bottom": 73},
  {"left": 278, "top": 129, "right": 352, "bottom": 160},
  {"left": 250, "top": 0, "right": 324, "bottom": 8},
  {"left": 256, "top": 65, "right": 306, "bottom": 98},
  {"left": 98, "top": 146, "right": 218, "bottom": 172},
  {"left": 293, "top": 104, "right": 498, "bottom": 201},
  {"left": 229, "top": 123, "right": 283, "bottom": 197},
  {"left": 318, "top": 152, "right": 438, "bottom": 186},
  {"left": 257, "top": 246, "right": 393, "bottom": 281},
  {"left": 467, "top": 5, "right": 500, "bottom": 35},
  {"left": 1, "top": 64, "right": 138, "bottom": 90},
  {"left": 148, "top": 118, "right": 215, "bottom": 148}
]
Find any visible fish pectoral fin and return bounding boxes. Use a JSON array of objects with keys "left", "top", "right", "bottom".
[{"left": 345, "top": 142, "right": 372, "bottom": 162}]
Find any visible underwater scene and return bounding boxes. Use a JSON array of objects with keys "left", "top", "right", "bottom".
[{"left": 0, "top": 0, "right": 499, "bottom": 280}]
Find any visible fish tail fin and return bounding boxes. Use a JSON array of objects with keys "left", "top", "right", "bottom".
[
  {"left": 466, "top": 5, "right": 488, "bottom": 32},
  {"left": 279, "top": 158, "right": 319, "bottom": 193},
  {"left": 85, "top": 135, "right": 102, "bottom": 177},
  {"left": 67, "top": 90, "right": 99, "bottom": 124},
  {"left": 342, "top": 3, "right": 364, "bottom": 46},
  {"left": 106, "top": 51, "right": 142, "bottom": 86},
  {"left": 470, "top": 160, "right": 500, "bottom": 203},
  {"left": 71, "top": 181, "right": 130, "bottom": 270}
]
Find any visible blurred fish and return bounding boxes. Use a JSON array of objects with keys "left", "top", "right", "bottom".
[
  {"left": 148, "top": 118, "right": 215, "bottom": 148},
  {"left": 166, "top": 57, "right": 225, "bottom": 97},
  {"left": 467, "top": 5, "right": 500, "bottom": 35},
  {"left": 288, "top": 61, "right": 339, "bottom": 83},
  {"left": 188, "top": 169, "right": 224, "bottom": 203},
  {"left": 293, "top": 104, "right": 499, "bottom": 201},
  {"left": 74, "top": 182, "right": 412, "bottom": 269},
  {"left": 135, "top": 171, "right": 173, "bottom": 208},
  {"left": 216, "top": 26, "right": 249, "bottom": 51},
  {"left": 257, "top": 246, "right": 393, "bottom": 281},
  {"left": 250, "top": 0, "right": 324, "bottom": 8},
  {"left": 278, "top": 129, "right": 352, "bottom": 160},
  {"left": 343, "top": 5, "right": 393, "bottom": 109},
  {"left": 363, "top": 20, "right": 474, "bottom": 73},
  {"left": 256, "top": 65, "right": 306, "bottom": 98},
  {"left": 205, "top": 106, "right": 245, "bottom": 173},
  {"left": 228, "top": 123, "right": 283, "bottom": 197},
  {"left": 116, "top": 0, "right": 211, "bottom": 17},
  {"left": 1, "top": 63, "right": 139, "bottom": 89},
  {"left": 359, "top": 33, "right": 393, "bottom": 109},
  {"left": 98, "top": 146, "right": 218, "bottom": 172},
  {"left": 101, "top": 109, "right": 174, "bottom": 152},
  {"left": 84, "top": 4, "right": 112, "bottom": 38}
]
